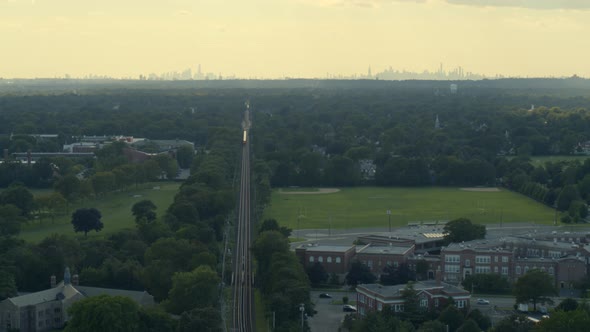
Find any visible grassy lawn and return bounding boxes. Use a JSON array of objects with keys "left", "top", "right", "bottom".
[
  {"left": 19, "top": 182, "right": 180, "bottom": 243},
  {"left": 509, "top": 155, "right": 590, "bottom": 167},
  {"left": 264, "top": 187, "right": 556, "bottom": 230}
]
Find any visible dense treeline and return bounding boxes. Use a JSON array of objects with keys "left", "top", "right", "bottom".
[
  {"left": 0, "top": 115, "right": 241, "bottom": 330},
  {"left": 248, "top": 89, "right": 590, "bottom": 189}
]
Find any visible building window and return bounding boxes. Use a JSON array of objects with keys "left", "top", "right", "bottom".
[
  {"left": 393, "top": 261, "right": 399, "bottom": 267},
  {"left": 367, "top": 260, "right": 373, "bottom": 268},
  {"left": 359, "top": 294, "right": 365, "bottom": 303},
  {"left": 420, "top": 298, "right": 428, "bottom": 308},
  {"left": 445, "top": 264, "right": 460, "bottom": 273},
  {"left": 327, "top": 257, "right": 332, "bottom": 263},
  {"left": 309, "top": 256, "right": 315, "bottom": 263},
  {"left": 465, "top": 259, "right": 471, "bottom": 267},
  {"left": 502, "top": 267, "right": 508, "bottom": 275},
  {"left": 445, "top": 255, "right": 460, "bottom": 263},
  {"left": 516, "top": 266, "right": 521, "bottom": 275},
  {"left": 457, "top": 300, "right": 465, "bottom": 308},
  {"left": 434, "top": 299, "right": 439, "bottom": 307},
  {"left": 318, "top": 256, "right": 324, "bottom": 263},
  {"left": 524, "top": 266, "right": 529, "bottom": 274},
  {"left": 494, "top": 266, "right": 498, "bottom": 273},
  {"left": 336, "top": 257, "right": 341, "bottom": 264},
  {"left": 549, "top": 267, "right": 554, "bottom": 275},
  {"left": 475, "top": 266, "right": 491, "bottom": 274},
  {"left": 475, "top": 256, "right": 491, "bottom": 264},
  {"left": 394, "top": 304, "right": 404, "bottom": 312},
  {"left": 377, "top": 302, "right": 383, "bottom": 311},
  {"left": 502, "top": 256, "right": 509, "bottom": 263}
]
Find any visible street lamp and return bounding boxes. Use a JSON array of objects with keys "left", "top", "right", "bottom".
[
  {"left": 387, "top": 209, "right": 392, "bottom": 233},
  {"left": 299, "top": 303, "right": 305, "bottom": 331}
]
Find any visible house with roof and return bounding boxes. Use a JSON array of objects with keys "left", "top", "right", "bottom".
[
  {"left": 0, "top": 268, "right": 154, "bottom": 332},
  {"left": 356, "top": 274, "right": 471, "bottom": 316}
]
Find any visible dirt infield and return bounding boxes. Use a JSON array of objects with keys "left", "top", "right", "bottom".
[
  {"left": 460, "top": 187, "right": 501, "bottom": 192},
  {"left": 278, "top": 188, "right": 341, "bottom": 195}
]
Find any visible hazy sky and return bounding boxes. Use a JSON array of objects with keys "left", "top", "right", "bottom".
[{"left": 1, "top": 0, "right": 589, "bottom": 79}]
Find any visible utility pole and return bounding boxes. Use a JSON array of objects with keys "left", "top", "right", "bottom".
[
  {"left": 387, "top": 209, "right": 392, "bottom": 233},
  {"left": 299, "top": 303, "right": 305, "bottom": 332}
]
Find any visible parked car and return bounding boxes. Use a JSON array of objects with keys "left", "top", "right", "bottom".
[
  {"left": 343, "top": 305, "right": 357, "bottom": 312},
  {"left": 319, "top": 293, "right": 332, "bottom": 299},
  {"left": 477, "top": 298, "right": 490, "bottom": 305}
]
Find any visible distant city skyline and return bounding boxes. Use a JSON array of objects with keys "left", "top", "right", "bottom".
[
  {"left": 21, "top": 63, "right": 564, "bottom": 81},
  {"left": 1, "top": 0, "right": 589, "bottom": 79}
]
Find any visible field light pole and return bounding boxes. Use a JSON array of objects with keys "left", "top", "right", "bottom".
[{"left": 387, "top": 209, "right": 392, "bottom": 233}]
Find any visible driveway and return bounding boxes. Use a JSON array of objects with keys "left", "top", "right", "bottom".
[{"left": 308, "top": 290, "right": 356, "bottom": 332}]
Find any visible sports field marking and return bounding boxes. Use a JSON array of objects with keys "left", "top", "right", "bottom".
[
  {"left": 279, "top": 188, "right": 341, "bottom": 195},
  {"left": 460, "top": 187, "right": 501, "bottom": 192}
]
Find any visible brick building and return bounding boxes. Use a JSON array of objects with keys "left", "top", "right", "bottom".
[{"left": 356, "top": 278, "right": 471, "bottom": 316}]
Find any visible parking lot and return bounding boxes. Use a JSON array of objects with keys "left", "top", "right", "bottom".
[{"left": 308, "top": 290, "right": 356, "bottom": 332}]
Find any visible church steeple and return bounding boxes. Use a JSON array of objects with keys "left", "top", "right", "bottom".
[
  {"left": 64, "top": 267, "right": 71, "bottom": 285},
  {"left": 435, "top": 115, "right": 441, "bottom": 129}
]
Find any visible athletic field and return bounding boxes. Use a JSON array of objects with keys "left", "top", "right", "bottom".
[
  {"left": 19, "top": 182, "right": 180, "bottom": 243},
  {"left": 263, "top": 187, "right": 556, "bottom": 230}
]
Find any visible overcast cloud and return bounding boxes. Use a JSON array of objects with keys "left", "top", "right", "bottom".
[{"left": 445, "top": 0, "right": 590, "bottom": 10}]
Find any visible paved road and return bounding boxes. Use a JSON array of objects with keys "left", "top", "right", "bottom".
[{"left": 308, "top": 290, "right": 356, "bottom": 332}]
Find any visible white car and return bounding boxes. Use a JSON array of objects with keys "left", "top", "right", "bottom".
[
  {"left": 343, "top": 305, "right": 357, "bottom": 312},
  {"left": 477, "top": 298, "right": 490, "bottom": 305}
]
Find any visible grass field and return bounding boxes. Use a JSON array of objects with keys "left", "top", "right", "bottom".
[
  {"left": 19, "top": 182, "right": 180, "bottom": 243},
  {"left": 509, "top": 155, "right": 590, "bottom": 167},
  {"left": 263, "top": 187, "right": 556, "bottom": 230}
]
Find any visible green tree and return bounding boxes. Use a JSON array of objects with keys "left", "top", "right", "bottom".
[
  {"left": 456, "top": 319, "right": 481, "bottom": 332},
  {"left": 417, "top": 320, "right": 447, "bottom": 332},
  {"left": 443, "top": 218, "right": 486, "bottom": 244},
  {"left": 258, "top": 218, "right": 292, "bottom": 238},
  {"left": 35, "top": 192, "right": 67, "bottom": 223},
  {"left": 0, "top": 204, "right": 24, "bottom": 237},
  {"left": 164, "top": 265, "right": 220, "bottom": 314},
  {"left": 0, "top": 270, "right": 17, "bottom": 300},
  {"left": 0, "top": 184, "right": 35, "bottom": 216},
  {"left": 462, "top": 274, "right": 510, "bottom": 294},
  {"left": 71, "top": 208, "right": 104, "bottom": 237},
  {"left": 91, "top": 171, "right": 116, "bottom": 196},
  {"left": 306, "top": 262, "right": 328, "bottom": 286},
  {"left": 176, "top": 145, "right": 195, "bottom": 169},
  {"left": 438, "top": 305, "right": 464, "bottom": 332},
  {"left": 556, "top": 298, "right": 579, "bottom": 312},
  {"left": 65, "top": 295, "right": 140, "bottom": 332},
  {"left": 138, "top": 308, "right": 177, "bottom": 332},
  {"left": 537, "top": 309, "right": 590, "bottom": 332},
  {"left": 251, "top": 231, "right": 290, "bottom": 277},
  {"left": 557, "top": 185, "right": 581, "bottom": 211},
  {"left": 514, "top": 269, "right": 557, "bottom": 311},
  {"left": 177, "top": 307, "right": 223, "bottom": 332},
  {"left": 54, "top": 174, "right": 82, "bottom": 202},
  {"left": 466, "top": 309, "right": 491, "bottom": 331},
  {"left": 345, "top": 261, "right": 377, "bottom": 287},
  {"left": 489, "top": 314, "right": 534, "bottom": 332},
  {"left": 132, "top": 200, "right": 157, "bottom": 223}
]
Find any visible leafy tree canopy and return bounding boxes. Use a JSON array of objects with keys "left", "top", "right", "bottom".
[{"left": 71, "top": 208, "right": 104, "bottom": 237}]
